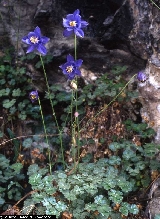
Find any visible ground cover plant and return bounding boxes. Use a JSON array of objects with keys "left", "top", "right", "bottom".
[{"left": 0, "top": 5, "right": 160, "bottom": 219}]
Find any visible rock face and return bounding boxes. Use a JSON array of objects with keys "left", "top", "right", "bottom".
[
  {"left": 126, "top": 0, "right": 160, "bottom": 144},
  {"left": 0, "top": 0, "right": 160, "bottom": 145},
  {"left": 145, "top": 178, "right": 160, "bottom": 219}
]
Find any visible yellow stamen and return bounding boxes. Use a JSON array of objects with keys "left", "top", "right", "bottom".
[
  {"left": 31, "top": 95, "right": 37, "bottom": 100},
  {"left": 69, "top": 21, "right": 77, "bottom": 27},
  {"left": 66, "top": 65, "right": 73, "bottom": 73},
  {"left": 30, "top": 36, "right": 39, "bottom": 44}
]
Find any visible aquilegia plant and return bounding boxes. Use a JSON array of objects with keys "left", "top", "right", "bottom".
[
  {"left": 22, "top": 26, "right": 64, "bottom": 173},
  {"left": 60, "top": 9, "right": 88, "bottom": 170},
  {"left": 21, "top": 10, "right": 140, "bottom": 175},
  {"left": 29, "top": 90, "right": 51, "bottom": 173}
]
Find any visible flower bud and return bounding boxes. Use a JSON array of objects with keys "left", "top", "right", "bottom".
[{"left": 70, "top": 81, "right": 77, "bottom": 90}]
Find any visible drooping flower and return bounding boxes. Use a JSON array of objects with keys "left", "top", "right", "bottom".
[
  {"left": 63, "top": 9, "right": 88, "bottom": 38},
  {"left": 59, "top": 54, "right": 83, "bottom": 80},
  {"left": 29, "top": 90, "right": 39, "bottom": 103},
  {"left": 137, "top": 71, "right": 147, "bottom": 82},
  {"left": 22, "top": 26, "right": 50, "bottom": 55}
]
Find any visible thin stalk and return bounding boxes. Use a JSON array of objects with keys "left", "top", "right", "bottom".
[
  {"left": 80, "top": 74, "right": 137, "bottom": 133},
  {"left": 74, "top": 34, "right": 80, "bottom": 170},
  {"left": 150, "top": 0, "right": 160, "bottom": 10},
  {"left": 39, "top": 55, "right": 65, "bottom": 169},
  {"left": 71, "top": 89, "right": 74, "bottom": 128},
  {"left": 74, "top": 34, "right": 77, "bottom": 60},
  {"left": 76, "top": 115, "right": 80, "bottom": 164},
  {"left": 38, "top": 97, "right": 52, "bottom": 174},
  {"left": 70, "top": 89, "right": 76, "bottom": 170},
  {"left": 75, "top": 85, "right": 80, "bottom": 164},
  {"left": 39, "top": 55, "right": 57, "bottom": 123},
  {"left": 73, "top": 123, "right": 77, "bottom": 171},
  {"left": 15, "top": 0, "right": 21, "bottom": 65}
]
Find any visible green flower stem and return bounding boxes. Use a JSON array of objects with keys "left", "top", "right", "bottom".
[
  {"left": 15, "top": 0, "right": 21, "bottom": 65},
  {"left": 38, "top": 97, "right": 52, "bottom": 174},
  {"left": 69, "top": 34, "right": 79, "bottom": 171},
  {"left": 71, "top": 90, "right": 74, "bottom": 133},
  {"left": 150, "top": 0, "right": 160, "bottom": 10},
  {"left": 70, "top": 89, "right": 76, "bottom": 171},
  {"left": 74, "top": 34, "right": 80, "bottom": 170},
  {"left": 39, "top": 55, "right": 65, "bottom": 169},
  {"left": 80, "top": 74, "right": 137, "bottom": 132},
  {"left": 72, "top": 123, "right": 77, "bottom": 171},
  {"left": 76, "top": 116, "right": 80, "bottom": 164},
  {"left": 74, "top": 34, "right": 77, "bottom": 60},
  {"left": 39, "top": 55, "right": 57, "bottom": 119},
  {"left": 75, "top": 88, "right": 80, "bottom": 166}
]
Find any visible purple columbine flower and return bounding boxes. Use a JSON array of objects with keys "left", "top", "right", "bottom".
[
  {"left": 29, "top": 90, "right": 39, "bottom": 103},
  {"left": 137, "top": 71, "right": 147, "bottom": 82},
  {"left": 22, "top": 26, "right": 50, "bottom": 55},
  {"left": 59, "top": 54, "right": 83, "bottom": 80},
  {"left": 63, "top": 9, "right": 88, "bottom": 38}
]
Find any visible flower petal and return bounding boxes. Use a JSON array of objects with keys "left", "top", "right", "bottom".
[
  {"left": 59, "top": 64, "right": 68, "bottom": 75},
  {"left": 63, "top": 29, "right": 73, "bottom": 37},
  {"left": 75, "top": 69, "right": 81, "bottom": 76},
  {"left": 66, "top": 27, "right": 74, "bottom": 31},
  {"left": 74, "top": 28, "right": 84, "bottom": 37},
  {"left": 34, "top": 26, "right": 41, "bottom": 37},
  {"left": 74, "top": 13, "right": 81, "bottom": 24},
  {"left": 37, "top": 44, "right": 47, "bottom": 55},
  {"left": 81, "top": 20, "right": 89, "bottom": 28},
  {"left": 63, "top": 18, "right": 70, "bottom": 28},
  {"left": 67, "top": 54, "right": 74, "bottom": 62},
  {"left": 75, "top": 17, "right": 81, "bottom": 28},
  {"left": 26, "top": 45, "right": 36, "bottom": 53},
  {"left": 73, "top": 9, "right": 80, "bottom": 16},
  {"left": 68, "top": 73, "right": 75, "bottom": 80},
  {"left": 22, "top": 36, "right": 31, "bottom": 45},
  {"left": 41, "top": 36, "right": 50, "bottom": 44},
  {"left": 75, "top": 59, "right": 83, "bottom": 67},
  {"left": 66, "top": 14, "right": 74, "bottom": 20},
  {"left": 28, "top": 32, "right": 37, "bottom": 39},
  {"left": 59, "top": 64, "right": 64, "bottom": 70}
]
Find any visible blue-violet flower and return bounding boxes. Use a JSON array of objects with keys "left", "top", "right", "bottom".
[
  {"left": 29, "top": 90, "right": 39, "bottom": 103},
  {"left": 59, "top": 54, "right": 83, "bottom": 80},
  {"left": 137, "top": 71, "right": 147, "bottom": 82},
  {"left": 22, "top": 26, "right": 50, "bottom": 55},
  {"left": 63, "top": 9, "right": 88, "bottom": 38}
]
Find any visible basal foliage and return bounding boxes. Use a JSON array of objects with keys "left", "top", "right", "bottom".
[
  {"left": 22, "top": 139, "right": 160, "bottom": 218},
  {"left": 0, "top": 49, "right": 40, "bottom": 121},
  {"left": 0, "top": 154, "right": 24, "bottom": 209}
]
